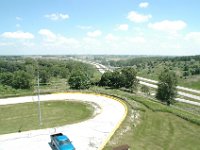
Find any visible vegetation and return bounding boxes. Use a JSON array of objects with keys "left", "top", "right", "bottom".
[
  {"left": 0, "top": 55, "right": 200, "bottom": 149},
  {"left": 104, "top": 105, "right": 200, "bottom": 150},
  {"left": 90, "top": 87, "right": 200, "bottom": 125},
  {"left": 140, "top": 85, "right": 150, "bottom": 95},
  {"left": 88, "top": 87, "right": 200, "bottom": 150},
  {"left": 99, "top": 67, "right": 138, "bottom": 92},
  {"left": 68, "top": 71, "right": 91, "bottom": 89},
  {"left": 156, "top": 69, "right": 178, "bottom": 105},
  {"left": 0, "top": 56, "right": 101, "bottom": 96},
  {"left": 96, "top": 55, "right": 200, "bottom": 90},
  {"left": 0, "top": 101, "right": 94, "bottom": 134}
]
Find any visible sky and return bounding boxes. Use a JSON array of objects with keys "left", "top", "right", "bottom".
[{"left": 0, "top": 0, "right": 200, "bottom": 56}]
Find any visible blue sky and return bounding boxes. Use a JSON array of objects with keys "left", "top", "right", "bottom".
[{"left": 0, "top": 0, "right": 200, "bottom": 55}]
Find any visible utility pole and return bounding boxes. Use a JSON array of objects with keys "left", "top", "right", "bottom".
[{"left": 37, "top": 62, "right": 42, "bottom": 126}]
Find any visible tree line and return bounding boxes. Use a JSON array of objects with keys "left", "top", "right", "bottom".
[
  {"left": 0, "top": 56, "right": 178, "bottom": 105},
  {"left": 0, "top": 57, "right": 98, "bottom": 90}
]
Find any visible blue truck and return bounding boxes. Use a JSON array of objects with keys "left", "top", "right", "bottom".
[{"left": 50, "top": 133, "right": 75, "bottom": 150}]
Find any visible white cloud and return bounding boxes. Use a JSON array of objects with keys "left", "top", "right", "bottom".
[
  {"left": 105, "top": 34, "right": 119, "bottom": 41},
  {"left": 38, "top": 29, "right": 78, "bottom": 45},
  {"left": 87, "top": 30, "right": 102, "bottom": 37},
  {"left": 127, "top": 11, "right": 152, "bottom": 23},
  {"left": 0, "top": 42, "right": 14, "bottom": 46},
  {"left": 185, "top": 32, "right": 200, "bottom": 42},
  {"left": 117, "top": 24, "right": 129, "bottom": 31},
  {"left": 148, "top": 20, "right": 187, "bottom": 32},
  {"left": 1, "top": 31, "right": 34, "bottom": 39},
  {"left": 16, "top": 24, "right": 21, "bottom": 28},
  {"left": 139, "top": 2, "right": 149, "bottom": 8},
  {"left": 38, "top": 29, "right": 56, "bottom": 42},
  {"left": 45, "top": 13, "right": 69, "bottom": 21},
  {"left": 77, "top": 25, "right": 93, "bottom": 30},
  {"left": 127, "top": 37, "right": 145, "bottom": 43},
  {"left": 16, "top": 17, "right": 22, "bottom": 21}
]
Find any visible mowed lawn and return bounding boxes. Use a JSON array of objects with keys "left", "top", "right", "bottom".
[
  {"left": 104, "top": 101, "right": 200, "bottom": 150},
  {"left": 0, "top": 101, "right": 94, "bottom": 134},
  {"left": 132, "top": 111, "right": 200, "bottom": 150}
]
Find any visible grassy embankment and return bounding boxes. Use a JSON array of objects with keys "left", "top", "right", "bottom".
[
  {"left": 88, "top": 87, "right": 200, "bottom": 150},
  {"left": 0, "top": 101, "right": 93, "bottom": 134},
  {"left": 137, "top": 63, "right": 200, "bottom": 90}
]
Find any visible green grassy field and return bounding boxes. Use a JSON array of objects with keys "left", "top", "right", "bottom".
[
  {"left": 104, "top": 105, "right": 200, "bottom": 150},
  {"left": 0, "top": 101, "right": 93, "bottom": 134},
  {"left": 88, "top": 87, "right": 200, "bottom": 150}
]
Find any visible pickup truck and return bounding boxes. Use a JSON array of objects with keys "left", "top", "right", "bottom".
[{"left": 50, "top": 133, "right": 75, "bottom": 150}]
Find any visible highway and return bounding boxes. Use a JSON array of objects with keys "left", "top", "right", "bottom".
[{"left": 87, "top": 60, "right": 200, "bottom": 106}]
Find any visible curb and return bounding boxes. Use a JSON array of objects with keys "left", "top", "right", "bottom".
[
  {"left": 97, "top": 95, "right": 128, "bottom": 150},
  {"left": 54, "top": 92, "right": 128, "bottom": 150}
]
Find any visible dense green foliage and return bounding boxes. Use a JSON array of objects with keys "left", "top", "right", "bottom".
[
  {"left": 0, "top": 71, "right": 33, "bottom": 89},
  {"left": 12, "top": 71, "right": 33, "bottom": 89},
  {"left": 99, "top": 67, "right": 138, "bottom": 91},
  {"left": 68, "top": 71, "right": 91, "bottom": 89},
  {"left": 156, "top": 69, "right": 178, "bottom": 105},
  {"left": 0, "top": 56, "right": 100, "bottom": 92}
]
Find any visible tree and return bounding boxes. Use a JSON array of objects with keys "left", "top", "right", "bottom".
[
  {"left": 12, "top": 71, "right": 33, "bottom": 89},
  {"left": 99, "top": 67, "right": 138, "bottom": 91},
  {"left": 110, "top": 70, "right": 123, "bottom": 88},
  {"left": 120, "top": 67, "right": 138, "bottom": 92},
  {"left": 68, "top": 71, "right": 91, "bottom": 89},
  {"left": 141, "top": 85, "right": 150, "bottom": 95},
  {"left": 39, "top": 70, "right": 50, "bottom": 84},
  {"left": 0, "top": 72, "right": 13, "bottom": 86},
  {"left": 156, "top": 69, "right": 178, "bottom": 105},
  {"left": 99, "top": 71, "right": 113, "bottom": 87}
]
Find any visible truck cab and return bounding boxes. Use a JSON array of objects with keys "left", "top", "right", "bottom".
[{"left": 50, "top": 133, "right": 75, "bottom": 150}]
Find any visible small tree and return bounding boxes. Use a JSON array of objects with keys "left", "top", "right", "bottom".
[
  {"left": 121, "top": 67, "right": 138, "bottom": 92},
  {"left": 156, "top": 69, "right": 178, "bottom": 105},
  {"left": 141, "top": 85, "right": 150, "bottom": 95}
]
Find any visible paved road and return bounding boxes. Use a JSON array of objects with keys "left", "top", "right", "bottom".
[
  {"left": 0, "top": 93, "right": 126, "bottom": 150},
  {"left": 88, "top": 61, "right": 200, "bottom": 106},
  {"left": 137, "top": 76, "right": 200, "bottom": 95},
  {"left": 139, "top": 81, "right": 200, "bottom": 106}
]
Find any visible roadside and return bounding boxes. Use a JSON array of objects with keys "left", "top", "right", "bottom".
[{"left": 88, "top": 60, "right": 200, "bottom": 106}]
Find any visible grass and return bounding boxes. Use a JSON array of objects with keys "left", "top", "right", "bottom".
[
  {"left": 0, "top": 101, "right": 94, "bottom": 135},
  {"left": 104, "top": 108, "right": 200, "bottom": 150},
  {"left": 0, "top": 84, "right": 34, "bottom": 98},
  {"left": 137, "top": 62, "right": 200, "bottom": 90},
  {"left": 88, "top": 87, "right": 200, "bottom": 149},
  {"left": 177, "top": 95, "right": 200, "bottom": 103},
  {"left": 173, "top": 102, "right": 200, "bottom": 115},
  {"left": 96, "top": 88, "right": 200, "bottom": 150},
  {"left": 90, "top": 87, "right": 200, "bottom": 124},
  {"left": 0, "top": 78, "right": 68, "bottom": 98},
  {"left": 179, "top": 75, "right": 200, "bottom": 90},
  {"left": 1, "top": 83, "right": 200, "bottom": 149}
]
